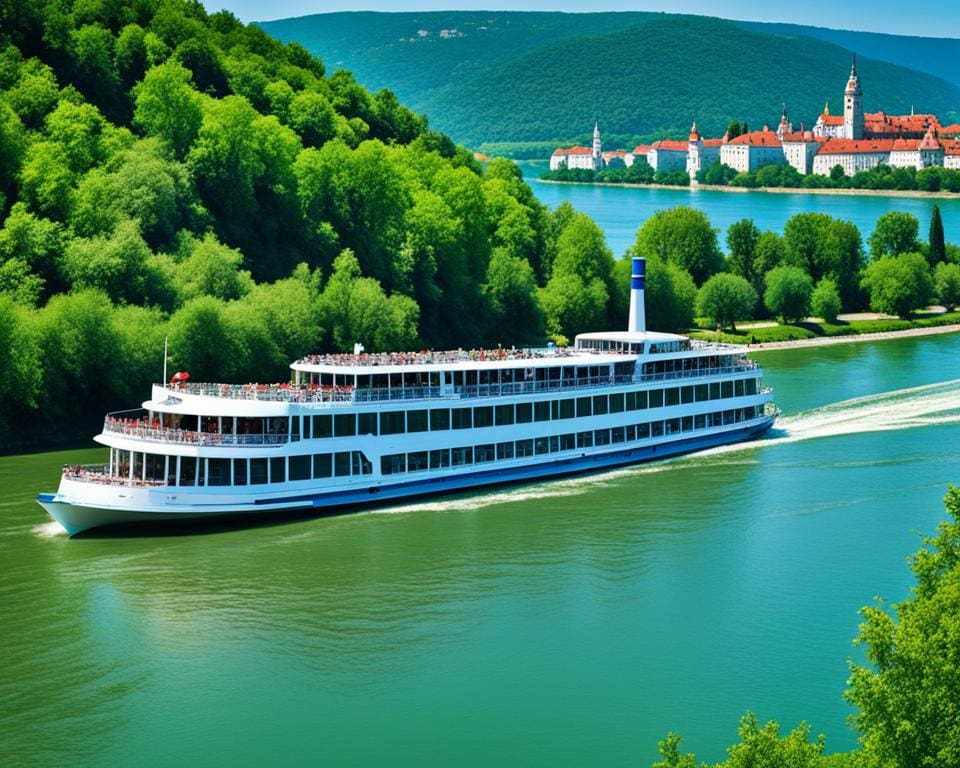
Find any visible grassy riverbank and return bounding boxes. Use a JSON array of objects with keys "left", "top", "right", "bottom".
[{"left": 689, "top": 311, "right": 960, "bottom": 347}]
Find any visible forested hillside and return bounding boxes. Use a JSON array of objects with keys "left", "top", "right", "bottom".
[
  {"left": 0, "top": 0, "right": 594, "bottom": 447},
  {"left": 262, "top": 12, "right": 960, "bottom": 151}
]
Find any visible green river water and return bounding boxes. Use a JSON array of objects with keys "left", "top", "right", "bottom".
[{"left": 2, "top": 334, "right": 959, "bottom": 766}]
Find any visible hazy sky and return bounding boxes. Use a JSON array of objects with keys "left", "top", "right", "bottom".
[{"left": 208, "top": 1, "right": 960, "bottom": 38}]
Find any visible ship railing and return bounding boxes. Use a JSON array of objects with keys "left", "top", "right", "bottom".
[
  {"left": 635, "top": 362, "right": 759, "bottom": 383},
  {"left": 103, "top": 417, "right": 292, "bottom": 446},
  {"left": 62, "top": 463, "right": 165, "bottom": 487},
  {"left": 165, "top": 382, "right": 353, "bottom": 403}
]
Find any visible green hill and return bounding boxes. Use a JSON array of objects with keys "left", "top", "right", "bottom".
[{"left": 261, "top": 12, "right": 960, "bottom": 150}]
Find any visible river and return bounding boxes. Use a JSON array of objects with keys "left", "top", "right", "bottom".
[
  {"left": 3, "top": 334, "right": 959, "bottom": 766},
  {"left": 520, "top": 164, "right": 960, "bottom": 257}
]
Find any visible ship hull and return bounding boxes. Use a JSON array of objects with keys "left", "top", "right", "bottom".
[{"left": 38, "top": 416, "right": 775, "bottom": 536}]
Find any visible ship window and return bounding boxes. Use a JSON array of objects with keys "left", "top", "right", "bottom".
[
  {"left": 593, "top": 395, "right": 608, "bottom": 415},
  {"left": 551, "top": 400, "right": 559, "bottom": 420},
  {"left": 535, "top": 437, "right": 549, "bottom": 455},
  {"left": 694, "top": 414, "right": 706, "bottom": 430},
  {"left": 746, "top": 378, "right": 759, "bottom": 395},
  {"left": 381, "top": 454, "right": 405, "bottom": 475},
  {"left": 559, "top": 399, "right": 574, "bottom": 419},
  {"left": 635, "top": 391, "right": 648, "bottom": 410},
  {"left": 301, "top": 417, "right": 311, "bottom": 440},
  {"left": 649, "top": 390, "right": 664, "bottom": 408},
  {"left": 145, "top": 453, "right": 165, "bottom": 482},
  {"left": 594, "top": 429, "right": 611, "bottom": 446},
  {"left": 497, "top": 442, "right": 514, "bottom": 460},
  {"left": 611, "top": 427, "right": 626, "bottom": 443},
  {"left": 474, "top": 406, "right": 493, "bottom": 428},
  {"left": 452, "top": 408, "right": 472, "bottom": 429},
  {"left": 735, "top": 379, "right": 745, "bottom": 397},
  {"left": 407, "top": 451, "right": 428, "bottom": 472},
  {"left": 179, "top": 456, "right": 196, "bottom": 486},
  {"left": 289, "top": 455, "right": 311, "bottom": 481},
  {"left": 334, "top": 452, "right": 351, "bottom": 477},
  {"left": 313, "top": 415, "right": 332, "bottom": 438},
  {"left": 208, "top": 458, "right": 230, "bottom": 486},
  {"left": 534, "top": 401, "right": 551, "bottom": 422},
  {"left": 695, "top": 384, "right": 709, "bottom": 402},
  {"left": 721, "top": 381, "right": 734, "bottom": 399},
  {"left": 250, "top": 458, "right": 268, "bottom": 484},
  {"left": 609, "top": 393, "right": 625, "bottom": 413},
  {"left": 233, "top": 459, "right": 247, "bottom": 486},
  {"left": 270, "top": 457, "right": 286, "bottom": 483},
  {"left": 353, "top": 452, "right": 372, "bottom": 475},
  {"left": 652, "top": 421, "right": 664, "bottom": 437},
  {"left": 358, "top": 413, "right": 378, "bottom": 435},
  {"left": 430, "top": 409, "right": 450, "bottom": 431},
  {"left": 475, "top": 444, "right": 495, "bottom": 463},
  {"left": 495, "top": 404, "right": 514, "bottom": 425},
  {"left": 560, "top": 433, "right": 575, "bottom": 451},
  {"left": 134, "top": 451, "right": 144, "bottom": 480},
  {"left": 576, "top": 431, "right": 593, "bottom": 448},
  {"left": 452, "top": 447, "right": 472, "bottom": 466},
  {"left": 681, "top": 416, "right": 693, "bottom": 432},
  {"left": 515, "top": 439, "right": 533, "bottom": 457},
  {"left": 380, "top": 411, "right": 405, "bottom": 435},
  {"left": 626, "top": 425, "right": 636, "bottom": 441},
  {"left": 334, "top": 414, "right": 356, "bottom": 437},
  {"left": 576, "top": 397, "right": 592, "bottom": 418},
  {"left": 515, "top": 403, "right": 533, "bottom": 423},
  {"left": 407, "top": 410, "right": 428, "bottom": 433},
  {"left": 710, "top": 383, "right": 721, "bottom": 400},
  {"left": 681, "top": 386, "right": 694, "bottom": 404},
  {"left": 291, "top": 417, "right": 301, "bottom": 441},
  {"left": 313, "top": 454, "right": 332, "bottom": 478},
  {"left": 665, "top": 388, "right": 680, "bottom": 407},
  {"left": 549, "top": 436, "right": 559, "bottom": 452},
  {"left": 197, "top": 458, "right": 205, "bottom": 486},
  {"left": 638, "top": 423, "right": 650, "bottom": 439},
  {"left": 429, "top": 449, "right": 450, "bottom": 469}
]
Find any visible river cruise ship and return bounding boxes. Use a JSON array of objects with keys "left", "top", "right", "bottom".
[{"left": 38, "top": 258, "right": 776, "bottom": 535}]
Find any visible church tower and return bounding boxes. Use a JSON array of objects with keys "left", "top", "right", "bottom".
[
  {"left": 686, "top": 119, "right": 703, "bottom": 180},
  {"left": 843, "top": 56, "right": 864, "bottom": 140},
  {"left": 592, "top": 120, "right": 602, "bottom": 170}
]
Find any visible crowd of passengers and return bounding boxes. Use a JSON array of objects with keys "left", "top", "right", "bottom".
[
  {"left": 296, "top": 346, "right": 581, "bottom": 368},
  {"left": 171, "top": 381, "right": 353, "bottom": 401},
  {"left": 62, "top": 464, "right": 164, "bottom": 486}
]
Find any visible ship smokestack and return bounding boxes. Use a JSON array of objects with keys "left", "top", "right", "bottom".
[{"left": 628, "top": 256, "right": 646, "bottom": 333}]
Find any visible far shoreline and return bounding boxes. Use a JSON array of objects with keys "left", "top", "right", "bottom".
[
  {"left": 744, "top": 323, "right": 960, "bottom": 352},
  {"left": 535, "top": 177, "right": 960, "bottom": 200}
]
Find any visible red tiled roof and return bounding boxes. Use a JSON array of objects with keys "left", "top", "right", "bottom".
[
  {"left": 918, "top": 128, "right": 942, "bottom": 151},
  {"left": 632, "top": 145, "right": 651, "bottom": 154},
  {"left": 781, "top": 131, "right": 819, "bottom": 143},
  {"left": 944, "top": 140, "right": 960, "bottom": 156},
  {"left": 651, "top": 139, "right": 689, "bottom": 152},
  {"left": 727, "top": 130, "right": 781, "bottom": 148},
  {"left": 864, "top": 112, "right": 940, "bottom": 134},
  {"left": 941, "top": 124, "right": 960, "bottom": 138},
  {"left": 891, "top": 138, "right": 921, "bottom": 151},
  {"left": 818, "top": 114, "right": 845, "bottom": 126},
  {"left": 553, "top": 145, "right": 594, "bottom": 156},
  {"left": 703, "top": 139, "right": 724, "bottom": 147},
  {"left": 817, "top": 138, "right": 896, "bottom": 155},
  {"left": 602, "top": 150, "right": 626, "bottom": 159}
]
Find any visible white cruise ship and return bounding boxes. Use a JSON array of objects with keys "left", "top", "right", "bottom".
[{"left": 38, "top": 258, "right": 776, "bottom": 536}]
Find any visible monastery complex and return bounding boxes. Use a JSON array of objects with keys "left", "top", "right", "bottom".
[{"left": 550, "top": 61, "right": 960, "bottom": 179}]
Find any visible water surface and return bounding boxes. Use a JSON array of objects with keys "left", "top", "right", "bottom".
[{"left": 2, "top": 334, "right": 959, "bottom": 766}]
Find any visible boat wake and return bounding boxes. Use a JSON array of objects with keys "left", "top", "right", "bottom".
[
  {"left": 372, "top": 379, "right": 960, "bottom": 515},
  {"left": 32, "top": 521, "right": 68, "bottom": 538}
]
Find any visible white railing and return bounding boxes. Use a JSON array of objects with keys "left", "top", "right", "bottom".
[
  {"left": 168, "top": 382, "right": 353, "bottom": 403},
  {"left": 62, "top": 464, "right": 165, "bottom": 487},
  {"left": 103, "top": 418, "right": 292, "bottom": 446}
]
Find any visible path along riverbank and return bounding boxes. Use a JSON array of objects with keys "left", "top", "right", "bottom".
[
  {"left": 536, "top": 178, "right": 960, "bottom": 200},
  {"left": 746, "top": 323, "right": 960, "bottom": 351}
]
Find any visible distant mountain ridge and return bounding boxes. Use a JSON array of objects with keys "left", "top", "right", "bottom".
[{"left": 260, "top": 11, "right": 960, "bottom": 150}]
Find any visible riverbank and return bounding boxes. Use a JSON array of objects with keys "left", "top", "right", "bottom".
[
  {"left": 536, "top": 178, "right": 960, "bottom": 200},
  {"left": 746, "top": 323, "right": 960, "bottom": 351}
]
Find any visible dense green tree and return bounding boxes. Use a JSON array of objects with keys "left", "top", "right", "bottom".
[
  {"left": 483, "top": 248, "right": 545, "bottom": 346},
  {"left": 861, "top": 252, "right": 934, "bottom": 318},
  {"left": 811, "top": 279, "right": 842, "bottom": 323},
  {"left": 115, "top": 23, "right": 148, "bottom": 88},
  {"left": 764, "top": 266, "right": 813, "bottom": 323},
  {"left": 697, "top": 273, "right": 757, "bottom": 331},
  {"left": 288, "top": 89, "right": 337, "bottom": 148},
  {"left": 133, "top": 61, "right": 203, "bottom": 158},
  {"left": 934, "top": 262, "right": 960, "bottom": 311},
  {"left": 783, "top": 213, "right": 863, "bottom": 309},
  {"left": 633, "top": 206, "right": 723, "bottom": 285},
  {"left": 0, "top": 202, "right": 65, "bottom": 296},
  {"left": 0, "top": 102, "right": 26, "bottom": 200},
  {"left": 174, "top": 232, "right": 253, "bottom": 302},
  {"left": 166, "top": 294, "right": 242, "bottom": 382},
  {"left": 0, "top": 295, "right": 43, "bottom": 432},
  {"left": 726, "top": 218, "right": 761, "bottom": 287},
  {"left": 643, "top": 257, "right": 697, "bottom": 332},
  {"left": 754, "top": 230, "right": 786, "bottom": 277},
  {"left": 239, "top": 273, "right": 322, "bottom": 364},
  {"left": 5, "top": 59, "right": 61, "bottom": 129},
  {"left": 868, "top": 211, "right": 920, "bottom": 260},
  {"left": 929, "top": 204, "right": 946, "bottom": 267},
  {"left": 69, "top": 23, "right": 124, "bottom": 122},
  {"left": 846, "top": 486, "right": 960, "bottom": 768}
]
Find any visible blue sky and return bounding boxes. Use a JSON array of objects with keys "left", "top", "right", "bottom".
[{"left": 209, "top": 1, "right": 960, "bottom": 38}]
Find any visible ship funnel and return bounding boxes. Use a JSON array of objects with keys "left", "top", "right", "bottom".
[{"left": 628, "top": 256, "right": 646, "bottom": 333}]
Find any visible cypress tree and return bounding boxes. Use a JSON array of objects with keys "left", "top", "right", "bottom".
[{"left": 929, "top": 205, "right": 946, "bottom": 266}]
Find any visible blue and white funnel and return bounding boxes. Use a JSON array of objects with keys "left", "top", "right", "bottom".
[{"left": 628, "top": 256, "right": 646, "bottom": 333}]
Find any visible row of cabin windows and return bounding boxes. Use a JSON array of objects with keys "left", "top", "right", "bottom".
[
  {"left": 109, "top": 449, "right": 372, "bottom": 487},
  {"left": 380, "top": 406, "right": 763, "bottom": 475},
  {"left": 309, "top": 378, "right": 760, "bottom": 438}
]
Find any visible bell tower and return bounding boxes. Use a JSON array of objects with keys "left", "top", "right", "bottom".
[
  {"left": 843, "top": 55, "right": 864, "bottom": 140},
  {"left": 592, "top": 120, "right": 602, "bottom": 170}
]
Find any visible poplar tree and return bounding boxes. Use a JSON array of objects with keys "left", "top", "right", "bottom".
[{"left": 928, "top": 204, "right": 946, "bottom": 266}]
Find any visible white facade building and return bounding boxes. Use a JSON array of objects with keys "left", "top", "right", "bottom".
[{"left": 720, "top": 129, "right": 785, "bottom": 173}]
